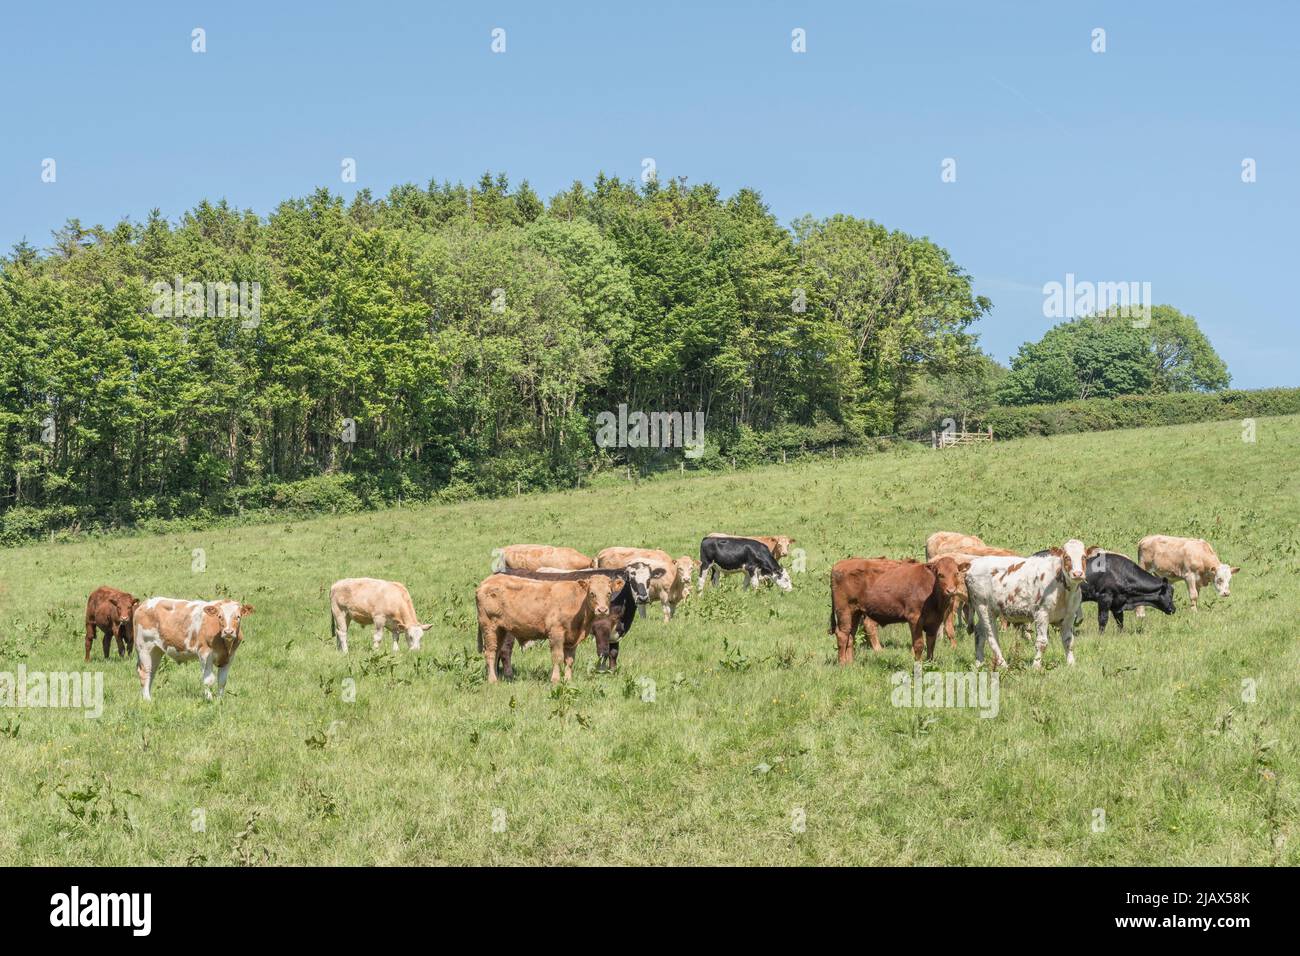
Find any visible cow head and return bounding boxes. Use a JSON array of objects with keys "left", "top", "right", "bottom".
[
  {"left": 766, "top": 566, "right": 794, "bottom": 592},
  {"left": 586, "top": 574, "right": 626, "bottom": 617},
  {"left": 205, "top": 601, "right": 253, "bottom": 644},
  {"left": 771, "top": 536, "right": 794, "bottom": 560},
  {"left": 927, "top": 556, "right": 971, "bottom": 602},
  {"left": 1154, "top": 580, "right": 1176, "bottom": 616},
  {"left": 673, "top": 556, "right": 695, "bottom": 599},
  {"left": 1213, "top": 563, "right": 1239, "bottom": 597},
  {"left": 1060, "top": 539, "right": 1087, "bottom": 588},
  {"left": 622, "top": 562, "right": 664, "bottom": 604},
  {"left": 406, "top": 622, "right": 435, "bottom": 651},
  {"left": 115, "top": 596, "right": 139, "bottom": 629}
]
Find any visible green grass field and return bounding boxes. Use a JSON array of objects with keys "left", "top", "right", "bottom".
[{"left": 1, "top": 415, "right": 1297, "bottom": 865}]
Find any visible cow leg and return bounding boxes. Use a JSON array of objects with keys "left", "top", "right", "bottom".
[
  {"left": 499, "top": 633, "right": 516, "bottom": 681},
  {"left": 84, "top": 621, "right": 95, "bottom": 662},
  {"left": 864, "top": 617, "right": 882, "bottom": 653},
  {"left": 974, "top": 605, "right": 1007, "bottom": 669},
  {"left": 1097, "top": 605, "right": 1109, "bottom": 633},
  {"left": 116, "top": 625, "right": 130, "bottom": 657},
  {"left": 910, "top": 620, "right": 927, "bottom": 662},
  {"left": 697, "top": 563, "right": 711, "bottom": 591},
  {"left": 563, "top": 640, "right": 576, "bottom": 682},
  {"left": 1135, "top": 603, "right": 1146, "bottom": 619},
  {"left": 1031, "top": 612, "right": 1050, "bottom": 669},
  {"left": 372, "top": 616, "right": 386, "bottom": 650},
  {"left": 1185, "top": 575, "right": 1199, "bottom": 612},
  {"left": 334, "top": 611, "right": 350, "bottom": 653},
  {"left": 200, "top": 652, "right": 218, "bottom": 701},
  {"left": 99, "top": 624, "right": 114, "bottom": 660},
  {"left": 832, "top": 609, "right": 855, "bottom": 666},
  {"left": 217, "top": 662, "right": 231, "bottom": 697},
  {"left": 1113, "top": 608, "right": 1124, "bottom": 631},
  {"left": 662, "top": 598, "right": 672, "bottom": 623},
  {"left": 548, "top": 630, "right": 566, "bottom": 683},
  {"left": 1060, "top": 615, "right": 1077, "bottom": 667},
  {"left": 484, "top": 627, "right": 501, "bottom": 683},
  {"left": 137, "top": 645, "right": 162, "bottom": 701}
]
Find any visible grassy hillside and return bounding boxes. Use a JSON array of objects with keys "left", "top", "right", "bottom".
[{"left": 0, "top": 415, "right": 1297, "bottom": 865}]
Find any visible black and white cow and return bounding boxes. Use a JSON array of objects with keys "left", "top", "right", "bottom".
[
  {"left": 1078, "top": 550, "right": 1175, "bottom": 632},
  {"left": 697, "top": 536, "right": 793, "bottom": 592}
]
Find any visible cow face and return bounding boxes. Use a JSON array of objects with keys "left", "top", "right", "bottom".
[
  {"left": 1061, "top": 539, "right": 1087, "bottom": 588},
  {"left": 407, "top": 623, "right": 435, "bottom": 651},
  {"left": 770, "top": 567, "right": 794, "bottom": 592},
  {"left": 1213, "top": 563, "right": 1239, "bottom": 597},
  {"left": 115, "top": 597, "right": 139, "bottom": 628},
  {"left": 205, "top": 601, "right": 253, "bottom": 642},
  {"left": 586, "top": 575, "right": 625, "bottom": 617},
  {"left": 928, "top": 557, "right": 970, "bottom": 600},
  {"left": 622, "top": 562, "right": 664, "bottom": 604},
  {"left": 772, "top": 536, "right": 794, "bottom": 560},
  {"left": 673, "top": 557, "right": 695, "bottom": 598},
  {"left": 1154, "top": 581, "right": 1176, "bottom": 615}
]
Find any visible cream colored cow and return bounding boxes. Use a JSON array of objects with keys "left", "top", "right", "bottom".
[
  {"left": 1136, "top": 535, "right": 1239, "bottom": 613},
  {"left": 330, "top": 578, "right": 432, "bottom": 653},
  {"left": 595, "top": 547, "right": 694, "bottom": 622}
]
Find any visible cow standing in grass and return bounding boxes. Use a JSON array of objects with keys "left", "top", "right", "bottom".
[
  {"left": 330, "top": 578, "right": 433, "bottom": 653},
  {"left": 706, "top": 532, "right": 795, "bottom": 561},
  {"left": 596, "top": 547, "right": 694, "bottom": 622},
  {"left": 134, "top": 598, "right": 253, "bottom": 701},
  {"left": 476, "top": 566, "right": 657, "bottom": 683},
  {"left": 698, "top": 536, "right": 792, "bottom": 592},
  {"left": 1079, "top": 550, "right": 1175, "bottom": 631},
  {"left": 84, "top": 586, "right": 139, "bottom": 661},
  {"left": 1136, "top": 535, "right": 1238, "bottom": 614},
  {"left": 965, "top": 540, "right": 1088, "bottom": 669},
  {"left": 828, "top": 556, "right": 969, "bottom": 664}
]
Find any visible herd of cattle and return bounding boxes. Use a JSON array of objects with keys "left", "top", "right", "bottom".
[{"left": 80, "top": 531, "right": 1238, "bottom": 699}]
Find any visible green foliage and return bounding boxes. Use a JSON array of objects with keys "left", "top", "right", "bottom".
[
  {"left": 997, "top": 306, "right": 1230, "bottom": 406},
  {"left": 0, "top": 174, "right": 994, "bottom": 539},
  {"left": 981, "top": 387, "right": 1300, "bottom": 439}
]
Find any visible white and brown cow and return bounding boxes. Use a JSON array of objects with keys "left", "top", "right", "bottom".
[
  {"left": 595, "top": 547, "right": 694, "bottom": 622},
  {"left": 1136, "top": 535, "right": 1239, "bottom": 614},
  {"left": 133, "top": 598, "right": 254, "bottom": 701},
  {"left": 965, "top": 540, "right": 1088, "bottom": 669},
  {"left": 500, "top": 545, "right": 594, "bottom": 572},
  {"left": 329, "top": 578, "right": 432, "bottom": 653}
]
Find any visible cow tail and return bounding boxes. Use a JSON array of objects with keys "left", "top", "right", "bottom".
[
  {"left": 828, "top": 593, "right": 836, "bottom": 635},
  {"left": 476, "top": 619, "right": 484, "bottom": 653}
]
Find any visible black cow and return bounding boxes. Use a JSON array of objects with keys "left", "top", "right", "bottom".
[
  {"left": 498, "top": 564, "right": 657, "bottom": 675},
  {"left": 697, "top": 536, "right": 793, "bottom": 592},
  {"left": 1078, "top": 550, "right": 1175, "bottom": 632}
]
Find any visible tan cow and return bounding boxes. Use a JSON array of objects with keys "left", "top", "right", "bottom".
[
  {"left": 925, "top": 531, "right": 997, "bottom": 561},
  {"left": 330, "top": 578, "right": 432, "bottom": 653},
  {"left": 924, "top": 533, "right": 1021, "bottom": 640},
  {"left": 705, "top": 532, "right": 794, "bottom": 561},
  {"left": 500, "top": 544, "right": 594, "bottom": 572},
  {"left": 475, "top": 570, "right": 625, "bottom": 682},
  {"left": 595, "top": 547, "right": 695, "bottom": 622},
  {"left": 133, "top": 598, "right": 253, "bottom": 701},
  {"left": 1136, "top": 535, "right": 1239, "bottom": 613}
]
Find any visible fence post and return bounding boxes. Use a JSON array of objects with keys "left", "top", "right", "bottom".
[{"left": 931, "top": 430, "right": 936, "bottom": 449}]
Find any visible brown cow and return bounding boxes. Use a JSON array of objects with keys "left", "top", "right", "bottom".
[
  {"left": 706, "top": 532, "right": 794, "bottom": 561},
  {"left": 476, "top": 569, "right": 627, "bottom": 683},
  {"left": 595, "top": 547, "right": 694, "bottom": 622},
  {"left": 133, "top": 597, "right": 254, "bottom": 701},
  {"left": 84, "top": 586, "right": 139, "bottom": 661},
  {"left": 500, "top": 544, "right": 594, "bottom": 572},
  {"left": 828, "top": 556, "right": 969, "bottom": 665}
]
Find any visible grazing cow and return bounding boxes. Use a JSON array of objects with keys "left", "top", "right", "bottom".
[
  {"left": 133, "top": 598, "right": 253, "bottom": 701},
  {"left": 84, "top": 586, "right": 139, "bottom": 661},
  {"left": 596, "top": 547, "right": 694, "bottom": 621},
  {"left": 476, "top": 567, "right": 645, "bottom": 683},
  {"left": 706, "top": 532, "right": 794, "bottom": 561},
  {"left": 329, "top": 578, "right": 433, "bottom": 653},
  {"left": 698, "top": 536, "right": 792, "bottom": 592},
  {"left": 965, "top": 540, "right": 1088, "bottom": 669},
  {"left": 1079, "top": 550, "right": 1175, "bottom": 632},
  {"left": 1136, "top": 535, "right": 1239, "bottom": 614},
  {"left": 500, "top": 544, "right": 594, "bottom": 572},
  {"left": 828, "top": 556, "right": 969, "bottom": 664}
]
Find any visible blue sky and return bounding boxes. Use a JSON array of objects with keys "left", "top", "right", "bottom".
[{"left": 2, "top": 1, "right": 1296, "bottom": 386}]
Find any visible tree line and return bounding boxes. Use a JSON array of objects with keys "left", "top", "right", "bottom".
[{"left": 0, "top": 172, "right": 1228, "bottom": 536}]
